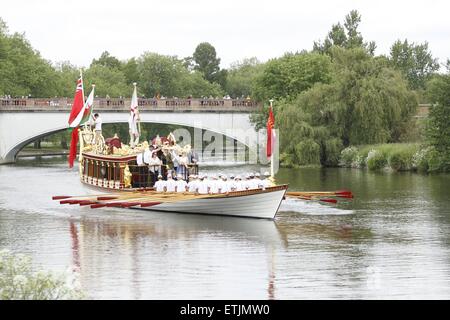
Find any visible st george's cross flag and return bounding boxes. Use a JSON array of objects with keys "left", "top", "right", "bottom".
[
  {"left": 128, "top": 83, "right": 139, "bottom": 135},
  {"left": 266, "top": 103, "right": 276, "bottom": 158}
]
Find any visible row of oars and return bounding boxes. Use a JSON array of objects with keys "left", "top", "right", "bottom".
[
  {"left": 52, "top": 190, "right": 223, "bottom": 209},
  {"left": 285, "top": 189, "right": 353, "bottom": 204}
]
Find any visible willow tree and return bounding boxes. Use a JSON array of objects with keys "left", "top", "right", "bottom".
[
  {"left": 276, "top": 47, "right": 418, "bottom": 166},
  {"left": 425, "top": 63, "right": 450, "bottom": 171}
]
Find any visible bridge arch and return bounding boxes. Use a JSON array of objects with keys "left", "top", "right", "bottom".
[{"left": 0, "top": 111, "right": 257, "bottom": 164}]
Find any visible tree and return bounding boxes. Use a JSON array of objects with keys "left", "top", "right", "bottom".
[
  {"left": 83, "top": 64, "right": 128, "bottom": 97},
  {"left": 425, "top": 64, "right": 450, "bottom": 171},
  {"left": 192, "top": 42, "right": 226, "bottom": 87},
  {"left": 273, "top": 47, "right": 418, "bottom": 166},
  {"left": 313, "top": 10, "right": 376, "bottom": 55},
  {"left": 137, "top": 52, "right": 186, "bottom": 97},
  {"left": 122, "top": 57, "right": 139, "bottom": 85},
  {"left": 90, "top": 51, "right": 122, "bottom": 69},
  {"left": 389, "top": 39, "right": 439, "bottom": 90},
  {"left": 253, "top": 52, "right": 332, "bottom": 102},
  {"left": 225, "top": 57, "right": 264, "bottom": 98},
  {"left": 0, "top": 18, "right": 60, "bottom": 97}
]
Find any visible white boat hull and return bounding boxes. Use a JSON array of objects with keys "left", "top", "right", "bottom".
[{"left": 136, "top": 185, "right": 288, "bottom": 219}]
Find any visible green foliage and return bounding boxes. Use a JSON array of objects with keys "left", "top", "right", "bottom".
[
  {"left": 91, "top": 51, "right": 122, "bottom": 70},
  {"left": 389, "top": 40, "right": 439, "bottom": 90},
  {"left": 192, "top": 42, "right": 226, "bottom": 87},
  {"left": 84, "top": 64, "right": 129, "bottom": 97},
  {"left": 0, "top": 18, "right": 59, "bottom": 97},
  {"left": 294, "top": 139, "right": 321, "bottom": 165},
  {"left": 313, "top": 10, "right": 376, "bottom": 55},
  {"left": 253, "top": 52, "right": 332, "bottom": 101},
  {"left": 225, "top": 58, "right": 264, "bottom": 98},
  {"left": 339, "top": 146, "right": 358, "bottom": 167},
  {"left": 425, "top": 70, "right": 450, "bottom": 172},
  {"left": 366, "top": 149, "right": 387, "bottom": 170},
  {"left": 0, "top": 249, "right": 85, "bottom": 300}
]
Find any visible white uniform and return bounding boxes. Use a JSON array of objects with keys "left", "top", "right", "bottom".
[
  {"left": 187, "top": 180, "right": 197, "bottom": 193},
  {"left": 94, "top": 117, "right": 102, "bottom": 131},
  {"left": 208, "top": 179, "right": 219, "bottom": 194},
  {"left": 197, "top": 180, "right": 209, "bottom": 194},
  {"left": 261, "top": 179, "right": 271, "bottom": 189},
  {"left": 227, "top": 180, "right": 237, "bottom": 191},
  {"left": 220, "top": 181, "right": 230, "bottom": 193},
  {"left": 235, "top": 181, "right": 246, "bottom": 191},
  {"left": 176, "top": 180, "right": 187, "bottom": 193},
  {"left": 154, "top": 180, "right": 166, "bottom": 192},
  {"left": 165, "top": 179, "right": 177, "bottom": 192}
]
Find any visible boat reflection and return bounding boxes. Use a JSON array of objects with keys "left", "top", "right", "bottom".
[{"left": 68, "top": 211, "right": 284, "bottom": 299}]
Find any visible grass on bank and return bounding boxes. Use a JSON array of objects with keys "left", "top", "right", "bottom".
[{"left": 338, "top": 143, "right": 445, "bottom": 172}]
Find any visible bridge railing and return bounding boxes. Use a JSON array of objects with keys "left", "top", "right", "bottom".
[{"left": 0, "top": 98, "right": 261, "bottom": 111}]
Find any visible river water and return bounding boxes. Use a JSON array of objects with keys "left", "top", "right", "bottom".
[{"left": 0, "top": 156, "right": 449, "bottom": 299}]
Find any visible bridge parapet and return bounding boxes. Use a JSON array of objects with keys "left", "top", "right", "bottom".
[{"left": 0, "top": 98, "right": 261, "bottom": 112}]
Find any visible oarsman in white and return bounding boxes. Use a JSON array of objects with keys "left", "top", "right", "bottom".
[
  {"left": 91, "top": 113, "right": 102, "bottom": 145},
  {"left": 228, "top": 174, "right": 237, "bottom": 192},
  {"left": 254, "top": 172, "right": 264, "bottom": 189},
  {"left": 261, "top": 171, "right": 273, "bottom": 189},
  {"left": 154, "top": 175, "right": 166, "bottom": 192},
  {"left": 242, "top": 174, "right": 251, "bottom": 190},
  {"left": 187, "top": 175, "right": 197, "bottom": 193},
  {"left": 128, "top": 83, "right": 140, "bottom": 148},
  {"left": 234, "top": 175, "right": 246, "bottom": 191},
  {"left": 176, "top": 175, "right": 187, "bottom": 193},
  {"left": 196, "top": 175, "right": 209, "bottom": 194},
  {"left": 219, "top": 175, "right": 230, "bottom": 194},
  {"left": 208, "top": 175, "right": 219, "bottom": 194},
  {"left": 165, "top": 174, "right": 177, "bottom": 192}
]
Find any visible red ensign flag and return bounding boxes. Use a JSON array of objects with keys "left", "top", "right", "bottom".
[{"left": 266, "top": 105, "right": 275, "bottom": 158}]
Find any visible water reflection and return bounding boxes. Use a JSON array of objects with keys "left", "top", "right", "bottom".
[
  {"left": 1, "top": 158, "right": 450, "bottom": 299},
  {"left": 67, "top": 213, "right": 283, "bottom": 299}
]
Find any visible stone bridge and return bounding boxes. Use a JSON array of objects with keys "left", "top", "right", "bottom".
[{"left": 0, "top": 98, "right": 261, "bottom": 164}]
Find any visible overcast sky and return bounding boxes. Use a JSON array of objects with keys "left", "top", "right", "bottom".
[{"left": 2, "top": 0, "right": 449, "bottom": 69}]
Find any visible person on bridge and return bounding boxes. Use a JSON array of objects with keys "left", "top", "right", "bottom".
[{"left": 92, "top": 113, "right": 103, "bottom": 145}]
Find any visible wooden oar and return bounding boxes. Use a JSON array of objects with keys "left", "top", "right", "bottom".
[
  {"left": 287, "top": 194, "right": 338, "bottom": 204},
  {"left": 286, "top": 190, "right": 353, "bottom": 199}
]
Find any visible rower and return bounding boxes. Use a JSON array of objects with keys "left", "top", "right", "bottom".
[
  {"left": 187, "top": 175, "right": 197, "bottom": 193},
  {"left": 154, "top": 174, "right": 166, "bottom": 192},
  {"left": 228, "top": 174, "right": 236, "bottom": 192},
  {"left": 176, "top": 174, "right": 187, "bottom": 193},
  {"left": 165, "top": 174, "right": 177, "bottom": 192},
  {"left": 261, "top": 171, "right": 272, "bottom": 188},
  {"left": 196, "top": 175, "right": 209, "bottom": 194},
  {"left": 254, "top": 172, "right": 263, "bottom": 189},
  {"left": 220, "top": 175, "right": 230, "bottom": 194},
  {"left": 208, "top": 175, "right": 219, "bottom": 194},
  {"left": 235, "top": 175, "right": 245, "bottom": 191}
]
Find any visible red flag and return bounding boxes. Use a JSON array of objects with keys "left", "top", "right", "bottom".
[
  {"left": 68, "top": 127, "right": 79, "bottom": 168},
  {"left": 266, "top": 105, "right": 275, "bottom": 158},
  {"left": 68, "top": 74, "right": 84, "bottom": 168},
  {"left": 68, "top": 77, "right": 84, "bottom": 126}
]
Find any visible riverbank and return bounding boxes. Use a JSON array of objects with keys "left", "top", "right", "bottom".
[{"left": 338, "top": 143, "right": 447, "bottom": 173}]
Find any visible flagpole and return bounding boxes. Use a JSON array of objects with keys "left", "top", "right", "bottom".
[{"left": 269, "top": 99, "right": 274, "bottom": 178}]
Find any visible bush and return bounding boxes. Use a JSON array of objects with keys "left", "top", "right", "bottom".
[
  {"left": 426, "top": 148, "right": 444, "bottom": 173},
  {"left": 294, "top": 139, "right": 321, "bottom": 165},
  {"left": 339, "top": 146, "right": 358, "bottom": 167},
  {"left": 366, "top": 149, "right": 387, "bottom": 170},
  {"left": 388, "top": 151, "right": 411, "bottom": 171},
  {"left": 322, "top": 138, "right": 343, "bottom": 166},
  {"left": 0, "top": 249, "right": 85, "bottom": 300}
]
